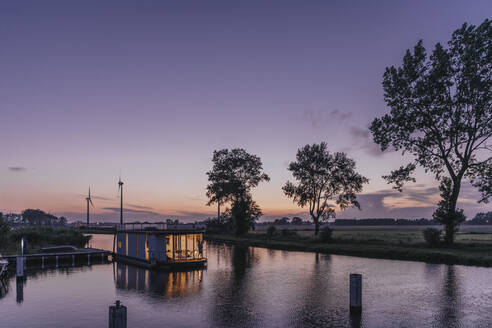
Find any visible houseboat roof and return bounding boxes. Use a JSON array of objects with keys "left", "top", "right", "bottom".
[
  {"left": 117, "top": 228, "right": 205, "bottom": 235},
  {"left": 116, "top": 223, "right": 205, "bottom": 235}
]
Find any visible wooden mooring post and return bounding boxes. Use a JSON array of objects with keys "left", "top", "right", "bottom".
[
  {"left": 109, "top": 300, "right": 127, "bottom": 328},
  {"left": 16, "top": 256, "right": 24, "bottom": 277},
  {"left": 16, "top": 277, "right": 24, "bottom": 303},
  {"left": 21, "top": 237, "right": 26, "bottom": 255},
  {"left": 16, "top": 252, "right": 25, "bottom": 304},
  {"left": 349, "top": 273, "right": 362, "bottom": 312}
]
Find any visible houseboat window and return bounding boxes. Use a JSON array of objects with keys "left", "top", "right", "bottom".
[
  {"left": 172, "top": 235, "right": 177, "bottom": 260},
  {"left": 173, "top": 235, "right": 181, "bottom": 260},
  {"left": 125, "top": 233, "right": 128, "bottom": 256},
  {"left": 166, "top": 236, "right": 173, "bottom": 259},
  {"left": 167, "top": 233, "right": 203, "bottom": 260},
  {"left": 145, "top": 234, "right": 149, "bottom": 260},
  {"left": 180, "top": 235, "right": 186, "bottom": 259},
  {"left": 187, "top": 234, "right": 194, "bottom": 258}
]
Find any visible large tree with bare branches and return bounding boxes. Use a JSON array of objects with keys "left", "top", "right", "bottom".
[{"left": 370, "top": 20, "right": 492, "bottom": 244}]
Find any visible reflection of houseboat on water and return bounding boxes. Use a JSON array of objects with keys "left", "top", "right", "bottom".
[
  {"left": 115, "top": 262, "right": 203, "bottom": 298},
  {"left": 114, "top": 223, "right": 207, "bottom": 270}
]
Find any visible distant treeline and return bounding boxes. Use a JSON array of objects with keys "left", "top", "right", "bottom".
[
  {"left": 255, "top": 212, "right": 492, "bottom": 227},
  {"left": 464, "top": 212, "right": 492, "bottom": 225},
  {"left": 1, "top": 209, "right": 67, "bottom": 226},
  {"left": 0, "top": 211, "right": 90, "bottom": 251},
  {"left": 257, "top": 217, "right": 439, "bottom": 226},
  {"left": 258, "top": 217, "right": 311, "bottom": 226},
  {"left": 333, "top": 218, "right": 438, "bottom": 226}
]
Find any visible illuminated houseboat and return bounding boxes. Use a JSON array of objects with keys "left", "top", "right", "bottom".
[{"left": 114, "top": 224, "right": 206, "bottom": 270}]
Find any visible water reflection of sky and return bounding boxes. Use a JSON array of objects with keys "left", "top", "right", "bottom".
[{"left": 1, "top": 235, "right": 492, "bottom": 327}]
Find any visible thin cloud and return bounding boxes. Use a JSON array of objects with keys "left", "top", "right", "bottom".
[
  {"left": 337, "top": 183, "right": 489, "bottom": 220},
  {"left": 185, "top": 195, "right": 204, "bottom": 202},
  {"left": 91, "top": 195, "right": 114, "bottom": 201},
  {"left": 302, "top": 108, "right": 352, "bottom": 129},
  {"left": 338, "top": 191, "right": 436, "bottom": 219},
  {"left": 8, "top": 166, "right": 28, "bottom": 172},
  {"left": 127, "top": 204, "right": 153, "bottom": 210},
  {"left": 349, "top": 126, "right": 386, "bottom": 157},
  {"left": 102, "top": 207, "right": 161, "bottom": 216},
  {"left": 175, "top": 210, "right": 216, "bottom": 219},
  {"left": 404, "top": 187, "right": 440, "bottom": 203},
  {"left": 349, "top": 126, "right": 369, "bottom": 139}
]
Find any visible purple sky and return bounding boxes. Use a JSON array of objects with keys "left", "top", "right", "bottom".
[{"left": 1, "top": 1, "right": 491, "bottom": 222}]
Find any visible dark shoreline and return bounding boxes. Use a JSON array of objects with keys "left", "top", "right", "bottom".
[{"left": 205, "top": 234, "right": 492, "bottom": 268}]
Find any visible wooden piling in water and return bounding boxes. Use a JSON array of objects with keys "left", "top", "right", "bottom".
[
  {"left": 349, "top": 273, "right": 362, "bottom": 312},
  {"left": 16, "top": 277, "right": 24, "bottom": 303},
  {"left": 109, "top": 300, "right": 127, "bottom": 328},
  {"left": 16, "top": 256, "right": 24, "bottom": 277}
]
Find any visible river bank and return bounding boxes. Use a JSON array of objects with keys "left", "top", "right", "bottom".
[
  {"left": 205, "top": 232, "right": 492, "bottom": 267},
  {"left": 0, "top": 227, "right": 91, "bottom": 255}
]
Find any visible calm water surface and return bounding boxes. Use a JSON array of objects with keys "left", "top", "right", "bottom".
[{"left": 1, "top": 234, "right": 492, "bottom": 327}]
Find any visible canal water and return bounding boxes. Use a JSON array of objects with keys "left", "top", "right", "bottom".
[{"left": 1, "top": 234, "right": 492, "bottom": 327}]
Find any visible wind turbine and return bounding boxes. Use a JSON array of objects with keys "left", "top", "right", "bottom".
[
  {"left": 118, "top": 175, "right": 124, "bottom": 225},
  {"left": 86, "top": 188, "right": 94, "bottom": 226}
]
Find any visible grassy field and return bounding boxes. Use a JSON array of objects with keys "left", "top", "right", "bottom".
[
  {"left": 253, "top": 225, "right": 492, "bottom": 245},
  {"left": 206, "top": 225, "right": 492, "bottom": 267},
  {"left": 292, "top": 229, "right": 492, "bottom": 245}
]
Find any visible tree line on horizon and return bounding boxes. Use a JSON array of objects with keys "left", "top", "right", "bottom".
[
  {"left": 1, "top": 209, "right": 67, "bottom": 227},
  {"left": 253, "top": 213, "right": 492, "bottom": 226},
  {"left": 205, "top": 19, "right": 491, "bottom": 245},
  {"left": 0, "top": 211, "right": 90, "bottom": 250}
]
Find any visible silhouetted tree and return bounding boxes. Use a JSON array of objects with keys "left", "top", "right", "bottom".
[
  {"left": 226, "top": 195, "right": 263, "bottom": 235},
  {"left": 205, "top": 214, "right": 232, "bottom": 234},
  {"left": 370, "top": 19, "right": 492, "bottom": 244},
  {"left": 166, "top": 219, "right": 180, "bottom": 225},
  {"left": 59, "top": 216, "right": 67, "bottom": 225},
  {"left": 22, "top": 209, "right": 47, "bottom": 225},
  {"left": 21, "top": 209, "right": 66, "bottom": 226},
  {"left": 0, "top": 213, "right": 9, "bottom": 247},
  {"left": 283, "top": 143, "right": 368, "bottom": 235},
  {"left": 274, "top": 217, "right": 290, "bottom": 225},
  {"left": 266, "top": 225, "right": 277, "bottom": 238},
  {"left": 291, "top": 217, "right": 304, "bottom": 225},
  {"left": 471, "top": 211, "right": 492, "bottom": 224},
  {"left": 206, "top": 148, "right": 270, "bottom": 235}
]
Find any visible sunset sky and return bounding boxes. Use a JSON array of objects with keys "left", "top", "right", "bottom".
[{"left": 1, "top": 1, "right": 491, "bottom": 222}]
